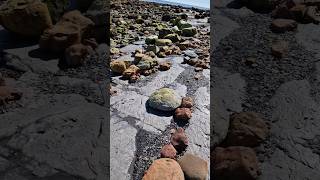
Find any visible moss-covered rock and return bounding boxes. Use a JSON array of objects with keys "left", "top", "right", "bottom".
[
  {"left": 146, "top": 45, "right": 160, "bottom": 54},
  {"left": 164, "top": 34, "right": 181, "bottom": 43},
  {"left": 136, "top": 15, "right": 144, "bottom": 24},
  {"left": 155, "top": 39, "right": 172, "bottom": 46},
  {"left": 177, "top": 20, "right": 192, "bottom": 30},
  {"left": 148, "top": 88, "right": 182, "bottom": 111},
  {"left": 136, "top": 55, "right": 158, "bottom": 70},
  {"left": 110, "top": 47, "right": 120, "bottom": 55},
  {"left": 159, "top": 28, "right": 174, "bottom": 38},
  {"left": 181, "top": 27, "right": 197, "bottom": 37},
  {"left": 145, "top": 35, "right": 158, "bottom": 45}
]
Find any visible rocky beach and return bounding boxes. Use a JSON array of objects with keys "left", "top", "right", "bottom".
[
  {"left": 0, "top": 0, "right": 318, "bottom": 179},
  {"left": 212, "top": 0, "right": 320, "bottom": 179},
  {"left": 110, "top": 0, "right": 210, "bottom": 179}
]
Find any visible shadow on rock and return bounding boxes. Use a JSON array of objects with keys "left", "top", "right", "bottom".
[
  {"left": 226, "top": 0, "right": 245, "bottom": 9},
  {"left": 36, "top": 173, "right": 86, "bottom": 180},
  {"left": 145, "top": 100, "right": 173, "bottom": 117},
  {"left": 173, "top": 117, "right": 189, "bottom": 127},
  {"left": 0, "top": 29, "right": 38, "bottom": 49},
  {"left": 28, "top": 48, "right": 61, "bottom": 61}
]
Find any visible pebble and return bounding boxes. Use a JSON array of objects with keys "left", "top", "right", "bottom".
[
  {"left": 178, "top": 154, "right": 208, "bottom": 180},
  {"left": 225, "top": 112, "right": 269, "bottom": 147},
  {"left": 160, "top": 144, "right": 177, "bottom": 159},
  {"left": 170, "top": 127, "right": 188, "bottom": 153},
  {"left": 174, "top": 108, "right": 192, "bottom": 122}
]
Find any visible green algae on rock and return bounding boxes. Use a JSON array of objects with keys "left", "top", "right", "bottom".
[
  {"left": 164, "top": 33, "right": 181, "bottom": 43},
  {"left": 136, "top": 55, "right": 158, "bottom": 70},
  {"left": 145, "top": 35, "right": 158, "bottom": 45},
  {"left": 177, "top": 20, "right": 192, "bottom": 30},
  {"left": 148, "top": 88, "right": 182, "bottom": 111},
  {"left": 182, "top": 27, "right": 197, "bottom": 37},
  {"left": 155, "top": 39, "right": 172, "bottom": 46}
]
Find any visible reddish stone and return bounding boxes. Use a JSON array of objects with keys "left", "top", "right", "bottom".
[
  {"left": 181, "top": 97, "right": 193, "bottom": 108},
  {"left": 0, "top": 86, "right": 22, "bottom": 105},
  {"left": 159, "top": 62, "right": 171, "bottom": 71},
  {"left": 65, "top": 44, "right": 92, "bottom": 67},
  {"left": 225, "top": 112, "right": 269, "bottom": 147},
  {"left": 270, "top": 19, "right": 297, "bottom": 33},
  {"left": 213, "top": 146, "right": 260, "bottom": 180},
  {"left": 170, "top": 128, "right": 188, "bottom": 153},
  {"left": 271, "top": 40, "right": 289, "bottom": 58},
  {"left": 160, "top": 144, "right": 177, "bottom": 159},
  {"left": 174, "top": 108, "right": 192, "bottom": 122},
  {"left": 129, "top": 74, "right": 139, "bottom": 83}
]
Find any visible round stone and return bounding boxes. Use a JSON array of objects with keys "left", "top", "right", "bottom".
[
  {"left": 148, "top": 88, "right": 182, "bottom": 111},
  {"left": 111, "top": 60, "right": 127, "bottom": 74},
  {"left": 143, "top": 158, "right": 184, "bottom": 180}
]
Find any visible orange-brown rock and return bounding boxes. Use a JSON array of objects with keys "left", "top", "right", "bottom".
[
  {"left": 142, "top": 158, "right": 184, "bottom": 180},
  {"left": 159, "top": 62, "right": 171, "bottom": 71},
  {"left": 39, "top": 22, "right": 81, "bottom": 52},
  {"left": 58, "top": 10, "right": 94, "bottom": 38},
  {"left": 122, "top": 65, "right": 139, "bottom": 79},
  {"left": 270, "top": 19, "right": 297, "bottom": 33},
  {"left": 129, "top": 74, "right": 139, "bottom": 83},
  {"left": 174, "top": 108, "right": 192, "bottom": 121},
  {"left": 0, "top": 0, "right": 52, "bottom": 36},
  {"left": 225, "top": 112, "right": 269, "bottom": 147},
  {"left": 181, "top": 97, "right": 193, "bottom": 108}
]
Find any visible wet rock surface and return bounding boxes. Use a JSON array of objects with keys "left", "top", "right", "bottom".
[{"left": 213, "top": 1, "right": 320, "bottom": 179}]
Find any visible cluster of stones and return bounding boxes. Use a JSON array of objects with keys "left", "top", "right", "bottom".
[
  {"left": 110, "top": 49, "right": 173, "bottom": 83},
  {"left": 0, "top": 0, "right": 107, "bottom": 68},
  {"left": 240, "top": 0, "right": 320, "bottom": 59},
  {"left": 0, "top": 73, "right": 22, "bottom": 110},
  {"left": 110, "top": 0, "right": 209, "bottom": 84},
  {"left": 158, "top": 15, "right": 210, "bottom": 73},
  {"left": 269, "top": 0, "right": 320, "bottom": 58},
  {"left": 143, "top": 88, "right": 208, "bottom": 179},
  {"left": 212, "top": 112, "right": 269, "bottom": 180}
]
